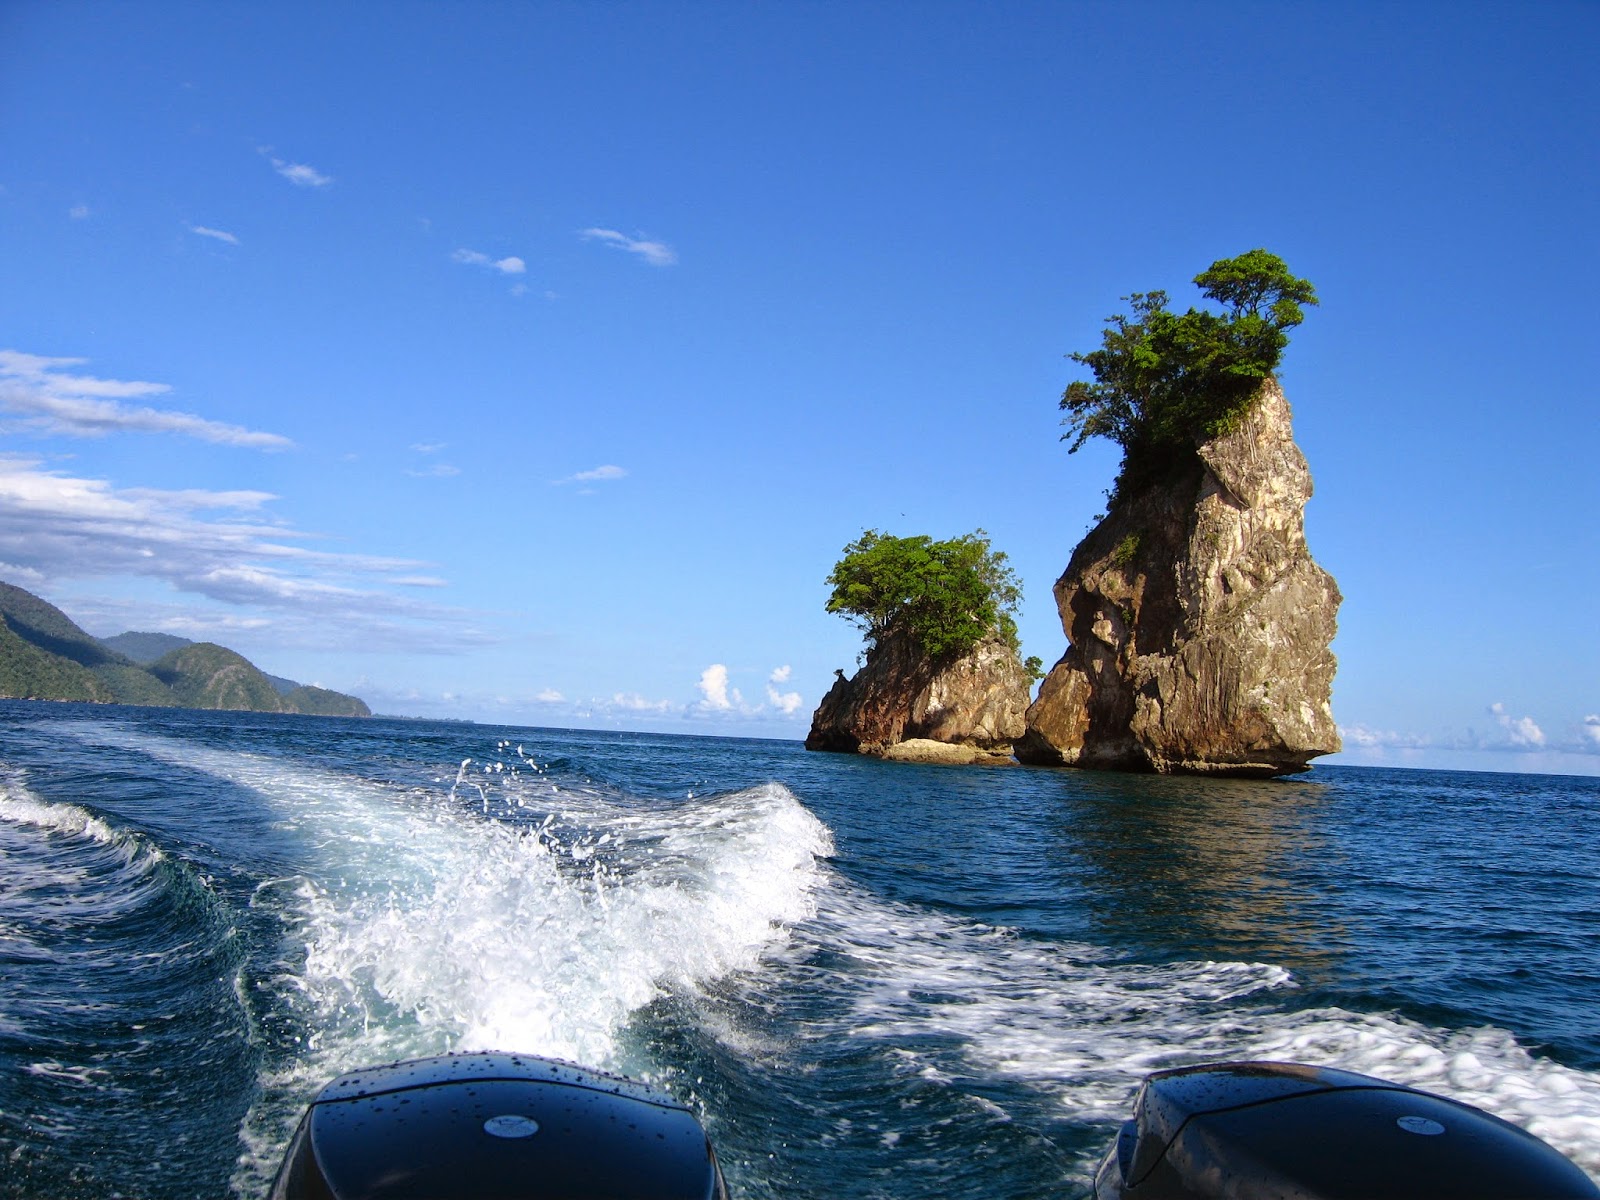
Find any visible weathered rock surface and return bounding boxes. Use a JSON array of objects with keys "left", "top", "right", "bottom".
[
  {"left": 1017, "top": 379, "right": 1340, "bottom": 777},
  {"left": 806, "top": 630, "right": 1029, "bottom": 760},
  {"left": 879, "top": 738, "right": 1015, "bottom": 766}
]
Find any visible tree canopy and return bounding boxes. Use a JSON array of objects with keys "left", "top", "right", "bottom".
[
  {"left": 1060, "top": 249, "right": 1317, "bottom": 495},
  {"left": 825, "top": 529, "right": 1022, "bottom": 662}
]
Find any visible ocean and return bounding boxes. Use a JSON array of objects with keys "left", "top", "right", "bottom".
[{"left": 0, "top": 700, "right": 1596, "bottom": 1198}]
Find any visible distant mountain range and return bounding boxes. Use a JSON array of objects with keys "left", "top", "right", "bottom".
[{"left": 0, "top": 581, "right": 370, "bottom": 717}]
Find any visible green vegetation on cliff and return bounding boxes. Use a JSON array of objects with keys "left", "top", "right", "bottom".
[
  {"left": 0, "top": 581, "right": 369, "bottom": 716},
  {"left": 1060, "top": 248, "right": 1317, "bottom": 496},
  {"left": 825, "top": 529, "right": 1022, "bottom": 662},
  {"left": 283, "top": 684, "right": 370, "bottom": 717},
  {"left": 0, "top": 619, "right": 113, "bottom": 702},
  {"left": 151, "top": 643, "right": 293, "bottom": 711},
  {"left": 0, "top": 581, "right": 124, "bottom": 671}
]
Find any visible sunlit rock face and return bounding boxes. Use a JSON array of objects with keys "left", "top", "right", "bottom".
[
  {"left": 1017, "top": 379, "right": 1341, "bottom": 777},
  {"left": 806, "top": 631, "right": 1029, "bottom": 763}
]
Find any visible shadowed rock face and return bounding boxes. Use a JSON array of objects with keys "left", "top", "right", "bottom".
[
  {"left": 1017, "top": 379, "right": 1340, "bottom": 777},
  {"left": 806, "top": 630, "right": 1029, "bottom": 761}
]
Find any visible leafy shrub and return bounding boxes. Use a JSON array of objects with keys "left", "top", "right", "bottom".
[
  {"left": 825, "top": 529, "right": 1022, "bottom": 662},
  {"left": 1061, "top": 249, "right": 1316, "bottom": 498}
]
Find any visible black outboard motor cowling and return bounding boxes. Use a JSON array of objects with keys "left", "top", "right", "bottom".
[
  {"left": 270, "top": 1053, "right": 727, "bottom": 1200},
  {"left": 1095, "top": 1061, "right": 1599, "bottom": 1200}
]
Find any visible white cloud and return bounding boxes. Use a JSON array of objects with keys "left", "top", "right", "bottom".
[
  {"left": 453, "top": 248, "right": 526, "bottom": 275},
  {"left": 406, "top": 463, "right": 461, "bottom": 478},
  {"left": 552, "top": 464, "right": 627, "bottom": 486},
  {"left": 698, "top": 664, "right": 736, "bottom": 710},
  {"left": 189, "top": 225, "right": 240, "bottom": 245},
  {"left": 536, "top": 688, "right": 565, "bottom": 704},
  {"left": 0, "top": 349, "right": 291, "bottom": 448},
  {"left": 612, "top": 691, "right": 674, "bottom": 713},
  {"left": 268, "top": 155, "right": 332, "bottom": 187},
  {"left": 581, "top": 228, "right": 677, "bottom": 267},
  {"left": 762, "top": 664, "right": 802, "bottom": 714},
  {"left": 121, "top": 487, "right": 276, "bottom": 511},
  {"left": 1580, "top": 715, "right": 1600, "bottom": 751},
  {"left": 1338, "top": 724, "right": 1432, "bottom": 750},
  {"left": 0, "top": 560, "right": 45, "bottom": 585},
  {"left": 69, "top": 204, "right": 90, "bottom": 220},
  {"left": 0, "top": 454, "right": 491, "bottom": 653},
  {"left": 1488, "top": 702, "right": 1545, "bottom": 747},
  {"left": 765, "top": 683, "right": 803, "bottom": 715},
  {"left": 411, "top": 442, "right": 446, "bottom": 454}
]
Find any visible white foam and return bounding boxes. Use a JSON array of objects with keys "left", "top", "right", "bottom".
[
  {"left": 54, "top": 729, "right": 838, "bottom": 1192},
  {"left": 0, "top": 764, "right": 154, "bottom": 862},
  {"left": 759, "top": 883, "right": 1600, "bottom": 1179},
  {"left": 291, "top": 780, "right": 832, "bottom": 1067},
  {"left": 0, "top": 765, "right": 168, "bottom": 923},
  {"left": 46, "top": 727, "right": 1600, "bottom": 1186}
]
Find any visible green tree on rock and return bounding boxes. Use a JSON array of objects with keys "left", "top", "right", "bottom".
[
  {"left": 825, "top": 529, "right": 1022, "bottom": 662},
  {"left": 1061, "top": 249, "right": 1317, "bottom": 496}
]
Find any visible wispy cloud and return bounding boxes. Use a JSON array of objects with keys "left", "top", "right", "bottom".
[
  {"left": 1339, "top": 703, "right": 1600, "bottom": 758},
  {"left": 611, "top": 691, "right": 676, "bottom": 713},
  {"left": 453, "top": 248, "right": 526, "bottom": 275},
  {"left": 0, "top": 454, "right": 491, "bottom": 652},
  {"left": 1338, "top": 724, "right": 1433, "bottom": 750},
  {"left": 536, "top": 688, "right": 565, "bottom": 704},
  {"left": 265, "top": 152, "right": 332, "bottom": 188},
  {"left": 1488, "top": 702, "right": 1545, "bottom": 747},
  {"left": 581, "top": 228, "right": 677, "bottom": 267},
  {"left": 121, "top": 487, "right": 276, "bottom": 511},
  {"left": 189, "top": 224, "right": 240, "bottom": 245},
  {"left": 552, "top": 464, "right": 627, "bottom": 487},
  {"left": 0, "top": 350, "right": 291, "bottom": 448},
  {"left": 407, "top": 443, "right": 460, "bottom": 478},
  {"left": 69, "top": 204, "right": 90, "bottom": 220},
  {"left": 765, "top": 664, "right": 803, "bottom": 715}
]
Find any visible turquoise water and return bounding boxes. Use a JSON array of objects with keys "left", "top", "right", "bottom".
[{"left": 1, "top": 700, "right": 1596, "bottom": 1198}]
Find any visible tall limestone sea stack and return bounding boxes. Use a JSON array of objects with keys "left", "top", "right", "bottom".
[
  {"left": 1016, "top": 378, "right": 1340, "bottom": 775},
  {"left": 1018, "top": 248, "right": 1341, "bottom": 776}
]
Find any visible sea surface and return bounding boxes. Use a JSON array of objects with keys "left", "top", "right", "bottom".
[{"left": 1, "top": 700, "right": 1597, "bottom": 1198}]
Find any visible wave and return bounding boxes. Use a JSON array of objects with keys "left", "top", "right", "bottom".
[
  {"left": 734, "top": 881, "right": 1600, "bottom": 1180},
  {"left": 0, "top": 762, "right": 162, "bottom": 868},
  {"left": 37, "top": 727, "right": 1600, "bottom": 1192},
  {"left": 55, "top": 730, "right": 836, "bottom": 1193}
]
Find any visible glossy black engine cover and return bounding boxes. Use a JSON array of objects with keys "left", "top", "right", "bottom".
[
  {"left": 1093, "top": 1061, "right": 1599, "bottom": 1200},
  {"left": 269, "top": 1052, "right": 727, "bottom": 1200}
]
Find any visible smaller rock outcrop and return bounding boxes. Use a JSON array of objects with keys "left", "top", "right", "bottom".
[
  {"left": 806, "top": 631, "right": 1029, "bottom": 764},
  {"left": 1017, "top": 379, "right": 1339, "bottom": 776}
]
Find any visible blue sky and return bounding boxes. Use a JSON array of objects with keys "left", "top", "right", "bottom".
[{"left": 1, "top": 1, "right": 1595, "bottom": 774}]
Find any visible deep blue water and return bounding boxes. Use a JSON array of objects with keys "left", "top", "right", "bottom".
[{"left": 1, "top": 700, "right": 1596, "bottom": 1198}]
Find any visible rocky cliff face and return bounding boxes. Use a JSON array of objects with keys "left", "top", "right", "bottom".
[
  {"left": 1017, "top": 379, "right": 1340, "bottom": 776},
  {"left": 806, "top": 631, "right": 1030, "bottom": 764}
]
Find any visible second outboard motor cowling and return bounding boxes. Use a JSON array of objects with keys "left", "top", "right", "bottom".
[
  {"left": 1095, "top": 1061, "right": 1599, "bottom": 1200},
  {"left": 270, "top": 1052, "right": 726, "bottom": 1200}
]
